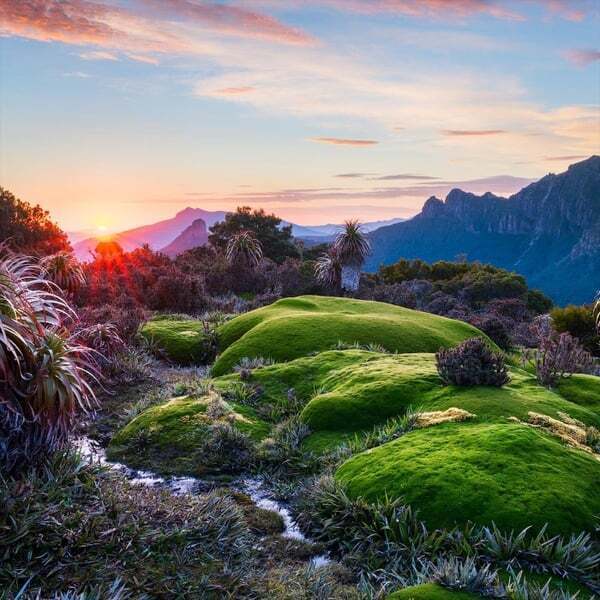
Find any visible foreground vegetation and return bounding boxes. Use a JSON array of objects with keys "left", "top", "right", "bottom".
[{"left": 2, "top": 192, "right": 599, "bottom": 598}]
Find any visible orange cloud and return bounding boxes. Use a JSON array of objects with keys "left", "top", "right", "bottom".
[
  {"left": 442, "top": 129, "right": 507, "bottom": 137},
  {"left": 311, "top": 137, "right": 379, "bottom": 146}
]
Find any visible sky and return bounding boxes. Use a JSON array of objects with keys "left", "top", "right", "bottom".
[{"left": 1, "top": 0, "right": 599, "bottom": 233}]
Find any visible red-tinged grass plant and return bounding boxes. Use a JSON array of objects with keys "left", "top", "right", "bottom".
[
  {"left": 40, "top": 250, "right": 86, "bottom": 295},
  {"left": 0, "top": 245, "right": 98, "bottom": 475}
]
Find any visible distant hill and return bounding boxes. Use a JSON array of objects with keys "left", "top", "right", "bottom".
[
  {"left": 72, "top": 208, "right": 225, "bottom": 261},
  {"left": 366, "top": 156, "right": 600, "bottom": 305},
  {"left": 289, "top": 217, "right": 405, "bottom": 239},
  {"left": 160, "top": 218, "right": 208, "bottom": 258}
]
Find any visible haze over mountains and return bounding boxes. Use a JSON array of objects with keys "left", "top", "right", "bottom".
[{"left": 366, "top": 156, "right": 600, "bottom": 305}]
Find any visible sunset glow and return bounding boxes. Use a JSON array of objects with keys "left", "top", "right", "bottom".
[{"left": 1, "top": 0, "right": 599, "bottom": 233}]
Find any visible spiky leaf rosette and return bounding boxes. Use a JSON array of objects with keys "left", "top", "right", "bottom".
[
  {"left": 332, "top": 220, "right": 371, "bottom": 268},
  {"left": 225, "top": 230, "right": 263, "bottom": 267}
]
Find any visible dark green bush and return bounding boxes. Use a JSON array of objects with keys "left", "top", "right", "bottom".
[{"left": 436, "top": 338, "right": 509, "bottom": 387}]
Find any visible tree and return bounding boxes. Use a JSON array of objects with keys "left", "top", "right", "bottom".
[
  {"left": 225, "top": 230, "right": 263, "bottom": 268},
  {"left": 209, "top": 206, "right": 298, "bottom": 263},
  {"left": 0, "top": 187, "right": 70, "bottom": 256},
  {"left": 332, "top": 220, "right": 370, "bottom": 292}
]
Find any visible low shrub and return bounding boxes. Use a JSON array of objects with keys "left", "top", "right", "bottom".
[
  {"left": 551, "top": 305, "right": 599, "bottom": 357},
  {"left": 199, "top": 422, "right": 256, "bottom": 473},
  {"left": 523, "top": 333, "right": 593, "bottom": 388},
  {"left": 436, "top": 338, "right": 509, "bottom": 387}
]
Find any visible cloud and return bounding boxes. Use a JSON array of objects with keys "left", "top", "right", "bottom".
[
  {"left": 563, "top": 49, "right": 600, "bottom": 66},
  {"left": 371, "top": 174, "right": 439, "bottom": 181},
  {"left": 442, "top": 129, "right": 507, "bottom": 137},
  {"left": 0, "top": 0, "right": 314, "bottom": 56},
  {"left": 310, "top": 137, "right": 379, "bottom": 146},
  {"left": 62, "top": 71, "right": 91, "bottom": 78},
  {"left": 141, "top": 0, "right": 313, "bottom": 45},
  {"left": 291, "top": 0, "right": 590, "bottom": 21},
  {"left": 79, "top": 50, "right": 119, "bottom": 61},
  {"left": 335, "top": 173, "right": 371, "bottom": 178},
  {"left": 544, "top": 154, "right": 587, "bottom": 161},
  {"left": 215, "top": 86, "right": 256, "bottom": 95}
]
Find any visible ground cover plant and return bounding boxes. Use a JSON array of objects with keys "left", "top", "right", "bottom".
[
  {"left": 335, "top": 421, "right": 600, "bottom": 536},
  {"left": 139, "top": 314, "right": 218, "bottom": 364},
  {"left": 212, "top": 295, "right": 487, "bottom": 375}
]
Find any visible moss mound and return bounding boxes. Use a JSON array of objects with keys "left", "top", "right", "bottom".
[
  {"left": 336, "top": 422, "right": 600, "bottom": 536},
  {"left": 387, "top": 584, "right": 483, "bottom": 599},
  {"left": 557, "top": 374, "right": 600, "bottom": 416},
  {"left": 140, "top": 317, "right": 211, "bottom": 365},
  {"left": 108, "top": 395, "right": 269, "bottom": 476},
  {"left": 216, "top": 350, "right": 599, "bottom": 452},
  {"left": 212, "top": 295, "right": 487, "bottom": 375}
]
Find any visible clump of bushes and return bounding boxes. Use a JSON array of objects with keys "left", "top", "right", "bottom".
[
  {"left": 436, "top": 338, "right": 509, "bottom": 387},
  {"left": 523, "top": 332, "right": 593, "bottom": 388}
]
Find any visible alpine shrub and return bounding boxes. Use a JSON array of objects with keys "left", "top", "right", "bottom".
[
  {"left": 436, "top": 338, "right": 509, "bottom": 387},
  {"left": 523, "top": 332, "right": 593, "bottom": 388}
]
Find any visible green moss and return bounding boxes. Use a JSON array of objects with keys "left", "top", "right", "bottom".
[
  {"left": 557, "top": 374, "right": 600, "bottom": 416},
  {"left": 140, "top": 318, "right": 210, "bottom": 365},
  {"left": 387, "top": 583, "right": 483, "bottom": 599},
  {"left": 216, "top": 350, "right": 599, "bottom": 453},
  {"left": 336, "top": 422, "right": 600, "bottom": 536},
  {"left": 212, "top": 295, "right": 488, "bottom": 375},
  {"left": 108, "top": 395, "right": 270, "bottom": 476}
]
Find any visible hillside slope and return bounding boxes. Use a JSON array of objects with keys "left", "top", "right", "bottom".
[{"left": 366, "top": 156, "right": 600, "bottom": 304}]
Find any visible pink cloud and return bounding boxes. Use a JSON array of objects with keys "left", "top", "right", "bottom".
[
  {"left": 0, "top": 0, "right": 313, "bottom": 54},
  {"left": 141, "top": 0, "right": 313, "bottom": 45},
  {"left": 311, "top": 137, "right": 379, "bottom": 146},
  {"left": 308, "top": 0, "right": 589, "bottom": 21},
  {"left": 564, "top": 49, "right": 600, "bottom": 66},
  {"left": 442, "top": 129, "right": 507, "bottom": 137}
]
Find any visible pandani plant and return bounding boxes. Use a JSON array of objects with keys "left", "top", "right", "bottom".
[
  {"left": 40, "top": 250, "right": 86, "bottom": 294},
  {"left": 332, "top": 220, "right": 370, "bottom": 292},
  {"left": 225, "top": 230, "right": 263, "bottom": 268},
  {"left": 0, "top": 244, "right": 98, "bottom": 475}
]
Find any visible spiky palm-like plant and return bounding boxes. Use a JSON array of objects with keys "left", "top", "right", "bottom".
[
  {"left": 315, "top": 248, "right": 341, "bottom": 291},
  {"left": 40, "top": 251, "right": 86, "bottom": 294},
  {"left": 332, "top": 220, "right": 370, "bottom": 292},
  {"left": 225, "top": 230, "right": 263, "bottom": 268},
  {"left": 0, "top": 245, "right": 98, "bottom": 474}
]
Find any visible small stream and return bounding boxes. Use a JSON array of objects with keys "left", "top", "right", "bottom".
[{"left": 74, "top": 437, "right": 330, "bottom": 567}]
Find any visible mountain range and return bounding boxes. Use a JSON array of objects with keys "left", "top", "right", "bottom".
[
  {"left": 71, "top": 212, "right": 404, "bottom": 260},
  {"left": 366, "top": 156, "right": 600, "bottom": 305}
]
